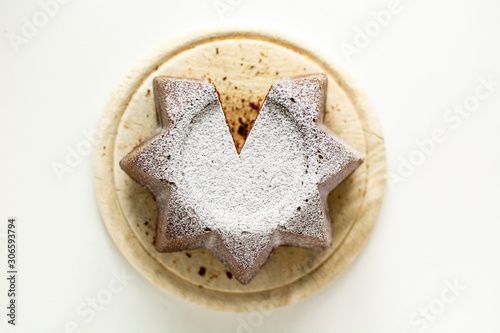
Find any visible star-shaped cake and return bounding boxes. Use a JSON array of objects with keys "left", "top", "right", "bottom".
[{"left": 120, "top": 74, "right": 363, "bottom": 284}]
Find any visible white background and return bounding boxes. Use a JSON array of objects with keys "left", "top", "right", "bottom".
[{"left": 1, "top": 0, "right": 499, "bottom": 332}]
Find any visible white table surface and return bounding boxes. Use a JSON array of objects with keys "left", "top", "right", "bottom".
[{"left": 1, "top": 0, "right": 499, "bottom": 332}]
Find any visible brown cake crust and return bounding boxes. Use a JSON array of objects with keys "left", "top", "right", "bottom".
[
  {"left": 93, "top": 27, "right": 385, "bottom": 310},
  {"left": 119, "top": 74, "right": 363, "bottom": 284}
]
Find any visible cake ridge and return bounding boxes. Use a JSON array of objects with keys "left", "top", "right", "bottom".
[{"left": 120, "top": 74, "right": 363, "bottom": 284}]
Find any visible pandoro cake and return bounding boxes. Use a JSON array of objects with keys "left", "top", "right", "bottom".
[
  {"left": 93, "top": 27, "right": 386, "bottom": 311},
  {"left": 120, "top": 74, "right": 363, "bottom": 284}
]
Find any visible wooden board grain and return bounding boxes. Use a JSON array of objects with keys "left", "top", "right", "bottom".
[{"left": 93, "top": 27, "right": 386, "bottom": 311}]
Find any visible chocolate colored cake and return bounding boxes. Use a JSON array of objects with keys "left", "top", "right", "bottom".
[{"left": 120, "top": 74, "right": 363, "bottom": 284}]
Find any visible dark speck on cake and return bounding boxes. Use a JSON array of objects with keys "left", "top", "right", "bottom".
[
  {"left": 249, "top": 101, "right": 259, "bottom": 110},
  {"left": 238, "top": 124, "right": 249, "bottom": 137}
]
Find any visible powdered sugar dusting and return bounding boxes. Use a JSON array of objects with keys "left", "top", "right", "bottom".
[{"left": 120, "top": 74, "right": 363, "bottom": 284}]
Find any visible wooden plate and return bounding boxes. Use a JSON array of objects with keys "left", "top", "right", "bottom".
[{"left": 93, "top": 26, "right": 386, "bottom": 311}]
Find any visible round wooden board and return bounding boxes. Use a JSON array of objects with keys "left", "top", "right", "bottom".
[{"left": 93, "top": 27, "right": 386, "bottom": 312}]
